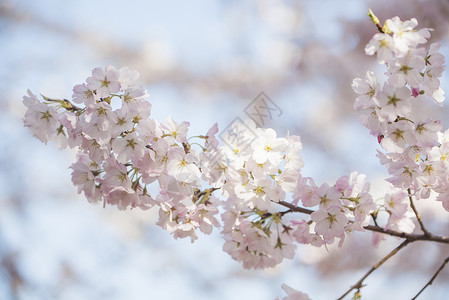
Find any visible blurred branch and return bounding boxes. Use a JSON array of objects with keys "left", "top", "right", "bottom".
[
  {"left": 1, "top": 253, "right": 24, "bottom": 300},
  {"left": 0, "top": 1, "right": 297, "bottom": 96}
]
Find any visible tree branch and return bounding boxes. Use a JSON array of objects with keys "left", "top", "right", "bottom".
[
  {"left": 276, "top": 200, "right": 315, "bottom": 215},
  {"left": 411, "top": 256, "right": 449, "bottom": 299},
  {"left": 408, "top": 188, "right": 431, "bottom": 236},
  {"left": 337, "top": 239, "right": 411, "bottom": 300},
  {"left": 275, "top": 201, "right": 449, "bottom": 244}
]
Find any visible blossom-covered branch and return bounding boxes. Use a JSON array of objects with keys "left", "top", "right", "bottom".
[
  {"left": 276, "top": 200, "right": 449, "bottom": 244},
  {"left": 22, "top": 11, "right": 449, "bottom": 300}
]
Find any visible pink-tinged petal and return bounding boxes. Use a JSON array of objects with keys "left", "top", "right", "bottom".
[{"left": 91, "top": 67, "right": 105, "bottom": 79}]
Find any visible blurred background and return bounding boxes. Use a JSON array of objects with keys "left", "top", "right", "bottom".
[{"left": 1, "top": 0, "right": 449, "bottom": 299}]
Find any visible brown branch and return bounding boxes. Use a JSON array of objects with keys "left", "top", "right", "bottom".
[
  {"left": 276, "top": 199, "right": 449, "bottom": 298},
  {"left": 277, "top": 200, "right": 315, "bottom": 215},
  {"left": 412, "top": 256, "right": 449, "bottom": 299},
  {"left": 337, "top": 239, "right": 411, "bottom": 300},
  {"left": 275, "top": 201, "right": 449, "bottom": 244},
  {"left": 407, "top": 188, "right": 431, "bottom": 236}
]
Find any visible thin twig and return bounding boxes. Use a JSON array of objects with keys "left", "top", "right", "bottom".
[
  {"left": 275, "top": 201, "right": 449, "bottom": 244},
  {"left": 337, "top": 239, "right": 411, "bottom": 300},
  {"left": 371, "top": 212, "right": 379, "bottom": 227},
  {"left": 412, "top": 256, "right": 449, "bottom": 299},
  {"left": 407, "top": 188, "right": 431, "bottom": 236}
]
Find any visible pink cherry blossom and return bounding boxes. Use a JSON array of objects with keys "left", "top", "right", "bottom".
[
  {"left": 365, "top": 33, "right": 394, "bottom": 64},
  {"left": 72, "top": 83, "right": 96, "bottom": 106},
  {"left": 251, "top": 128, "right": 288, "bottom": 165},
  {"left": 375, "top": 84, "right": 412, "bottom": 122},
  {"left": 352, "top": 71, "right": 380, "bottom": 111},
  {"left": 311, "top": 205, "right": 348, "bottom": 242},
  {"left": 23, "top": 100, "right": 60, "bottom": 144},
  {"left": 86, "top": 65, "right": 121, "bottom": 99},
  {"left": 112, "top": 132, "right": 145, "bottom": 163},
  {"left": 384, "top": 189, "right": 408, "bottom": 218},
  {"left": 166, "top": 147, "right": 201, "bottom": 183}
]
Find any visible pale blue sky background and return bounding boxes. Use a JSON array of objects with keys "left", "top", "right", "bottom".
[{"left": 1, "top": 0, "right": 448, "bottom": 299}]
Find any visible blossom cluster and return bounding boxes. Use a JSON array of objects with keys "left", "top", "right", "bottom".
[
  {"left": 22, "top": 61, "right": 378, "bottom": 270},
  {"left": 22, "top": 15, "right": 448, "bottom": 300},
  {"left": 352, "top": 16, "right": 447, "bottom": 240}
]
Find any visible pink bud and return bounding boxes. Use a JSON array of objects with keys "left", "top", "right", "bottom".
[
  {"left": 377, "top": 135, "right": 384, "bottom": 144},
  {"left": 412, "top": 87, "right": 420, "bottom": 98}
]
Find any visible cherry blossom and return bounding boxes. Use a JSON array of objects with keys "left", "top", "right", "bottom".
[
  {"left": 86, "top": 65, "right": 121, "bottom": 99},
  {"left": 21, "top": 14, "right": 449, "bottom": 299},
  {"left": 23, "top": 91, "right": 60, "bottom": 144}
]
